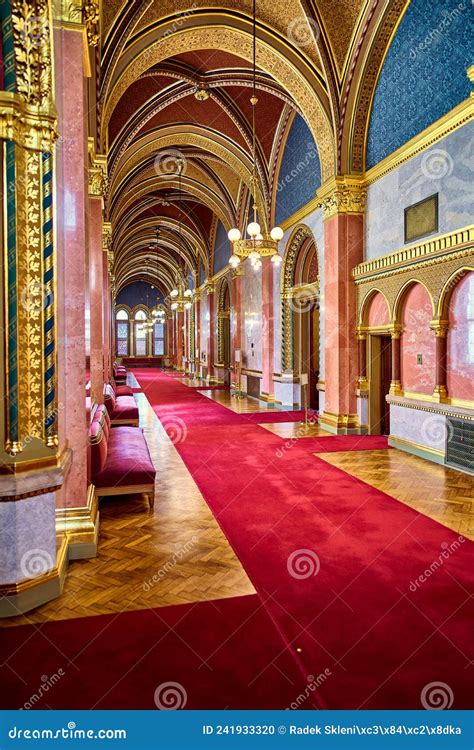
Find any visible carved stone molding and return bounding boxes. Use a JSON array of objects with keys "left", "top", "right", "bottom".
[{"left": 316, "top": 175, "right": 367, "bottom": 219}]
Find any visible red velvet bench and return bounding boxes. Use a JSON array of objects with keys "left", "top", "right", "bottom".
[
  {"left": 111, "top": 377, "right": 134, "bottom": 397},
  {"left": 90, "top": 405, "right": 155, "bottom": 509},
  {"left": 113, "top": 362, "right": 127, "bottom": 384},
  {"left": 104, "top": 383, "right": 139, "bottom": 426}
]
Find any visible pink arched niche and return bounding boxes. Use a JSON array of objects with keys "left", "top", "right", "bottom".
[
  {"left": 400, "top": 283, "right": 435, "bottom": 395},
  {"left": 446, "top": 271, "right": 474, "bottom": 401},
  {"left": 366, "top": 291, "right": 390, "bottom": 327}
]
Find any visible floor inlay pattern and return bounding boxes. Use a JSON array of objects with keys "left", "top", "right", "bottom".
[
  {"left": 2, "top": 394, "right": 255, "bottom": 627},
  {"left": 317, "top": 449, "right": 474, "bottom": 540}
]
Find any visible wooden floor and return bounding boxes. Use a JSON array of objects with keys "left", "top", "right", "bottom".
[
  {"left": 3, "top": 392, "right": 254, "bottom": 626},
  {"left": 260, "top": 422, "right": 332, "bottom": 438},
  {"left": 317, "top": 449, "right": 474, "bottom": 540},
  {"left": 200, "top": 388, "right": 286, "bottom": 413}
]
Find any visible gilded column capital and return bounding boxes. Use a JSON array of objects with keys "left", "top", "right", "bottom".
[
  {"left": 88, "top": 156, "right": 108, "bottom": 197},
  {"left": 316, "top": 176, "right": 367, "bottom": 220},
  {"left": 389, "top": 323, "right": 403, "bottom": 339},
  {"left": 0, "top": 92, "right": 58, "bottom": 151},
  {"left": 205, "top": 282, "right": 215, "bottom": 295},
  {"left": 430, "top": 319, "right": 449, "bottom": 337},
  {"left": 102, "top": 221, "right": 112, "bottom": 251}
]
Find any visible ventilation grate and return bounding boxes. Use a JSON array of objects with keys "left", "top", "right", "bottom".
[{"left": 446, "top": 418, "right": 474, "bottom": 474}]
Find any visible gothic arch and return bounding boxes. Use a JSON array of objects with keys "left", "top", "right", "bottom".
[{"left": 280, "top": 225, "right": 319, "bottom": 372}]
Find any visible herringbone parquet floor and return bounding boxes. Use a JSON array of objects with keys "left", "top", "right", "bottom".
[
  {"left": 317, "top": 449, "right": 474, "bottom": 540},
  {"left": 3, "top": 393, "right": 255, "bottom": 626}
]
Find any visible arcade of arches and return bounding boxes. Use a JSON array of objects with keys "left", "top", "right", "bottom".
[{"left": 0, "top": 0, "right": 473, "bottom": 712}]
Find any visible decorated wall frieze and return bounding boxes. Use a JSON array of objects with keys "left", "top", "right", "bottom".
[
  {"left": 316, "top": 176, "right": 367, "bottom": 219},
  {"left": 355, "top": 227, "right": 474, "bottom": 327}
]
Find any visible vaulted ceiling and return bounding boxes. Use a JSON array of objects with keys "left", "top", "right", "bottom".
[{"left": 99, "top": 0, "right": 409, "bottom": 296}]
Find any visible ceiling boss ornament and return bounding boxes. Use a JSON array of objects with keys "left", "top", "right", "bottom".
[{"left": 227, "top": 0, "right": 283, "bottom": 271}]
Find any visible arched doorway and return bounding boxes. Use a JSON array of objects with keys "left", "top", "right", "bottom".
[
  {"left": 281, "top": 226, "right": 320, "bottom": 410},
  {"left": 359, "top": 291, "right": 393, "bottom": 435}
]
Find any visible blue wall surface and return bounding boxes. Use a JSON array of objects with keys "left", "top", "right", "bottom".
[
  {"left": 116, "top": 281, "right": 163, "bottom": 308},
  {"left": 275, "top": 114, "right": 321, "bottom": 225},
  {"left": 213, "top": 221, "right": 230, "bottom": 273},
  {"left": 366, "top": 0, "right": 473, "bottom": 168}
]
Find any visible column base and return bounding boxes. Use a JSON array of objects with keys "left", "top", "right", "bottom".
[
  {"left": 260, "top": 391, "right": 277, "bottom": 404},
  {"left": 55, "top": 484, "right": 99, "bottom": 560},
  {"left": 432, "top": 385, "right": 449, "bottom": 403},
  {"left": 319, "top": 411, "right": 362, "bottom": 434},
  {"left": 0, "top": 536, "right": 69, "bottom": 618}
]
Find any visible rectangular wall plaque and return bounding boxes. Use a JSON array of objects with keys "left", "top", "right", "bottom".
[{"left": 404, "top": 193, "right": 438, "bottom": 243}]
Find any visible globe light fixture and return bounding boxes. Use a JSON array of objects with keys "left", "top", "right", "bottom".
[
  {"left": 227, "top": 1, "right": 284, "bottom": 269},
  {"left": 170, "top": 289, "right": 179, "bottom": 298}
]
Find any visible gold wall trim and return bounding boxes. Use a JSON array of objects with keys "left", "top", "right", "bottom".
[
  {"left": 364, "top": 98, "right": 473, "bottom": 186},
  {"left": 389, "top": 435, "right": 444, "bottom": 459},
  {"left": 55, "top": 484, "right": 99, "bottom": 553},
  {"left": 278, "top": 100, "right": 472, "bottom": 234},
  {"left": 387, "top": 395, "right": 474, "bottom": 421},
  {"left": 279, "top": 195, "right": 322, "bottom": 232},
  {"left": 353, "top": 227, "right": 474, "bottom": 282}
]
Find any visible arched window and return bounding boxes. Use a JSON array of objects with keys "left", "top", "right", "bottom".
[
  {"left": 134, "top": 309, "right": 148, "bottom": 356},
  {"left": 153, "top": 320, "right": 165, "bottom": 356},
  {"left": 115, "top": 309, "right": 129, "bottom": 356}
]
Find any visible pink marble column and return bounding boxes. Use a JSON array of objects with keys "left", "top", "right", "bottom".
[
  {"left": 89, "top": 198, "right": 104, "bottom": 404},
  {"left": 208, "top": 289, "right": 216, "bottom": 380},
  {"left": 321, "top": 212, "right": 364, "bottom": 433},
  {"left": 176, "top": 309, "right": 184, "bottom": 370},
  {"left": 195, "top": 295, "right": 201, "bottom": 369},
  {"left": 102, "top": 253, "right": 111, "bottom": 382},
  {"left": 231, "top": 270, "right": 243, "bottom": 386},
  {"left": 54, "top": 25, "right": 88, "bottom": 509},
  {"left": 261, "top": 258, "right": 275, "bottom": 399}
]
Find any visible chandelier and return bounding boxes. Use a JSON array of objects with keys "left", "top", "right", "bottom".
[
  {"left": 228, "top": 0, "right": 283, "bottom": 270},
  {"left": 170, "top": 158, "right": 194, "bottom": 303}
]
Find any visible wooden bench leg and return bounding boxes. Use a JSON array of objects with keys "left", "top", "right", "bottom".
[{"left": 145, "top": 491, "right": 155, "bottom": 510}]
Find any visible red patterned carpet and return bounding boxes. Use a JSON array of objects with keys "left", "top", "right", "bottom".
[{"left": 134, "top": 368, "right": 474, "bottom": 710}]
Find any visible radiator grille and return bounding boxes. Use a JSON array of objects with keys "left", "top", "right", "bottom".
[{"left": 446, "top": 418, "right": 474, "bottom": 474}]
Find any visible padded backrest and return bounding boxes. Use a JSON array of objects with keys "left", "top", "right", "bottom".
[
  {"left": 93, "top": 404, "right": 110, "bottom": 441},
  {"left": 103, "top": 383, "right": 116, "bottom": 413},
  {"left": 89, "top": 419, "right": 107, "bottom": 477}
]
